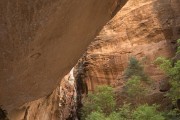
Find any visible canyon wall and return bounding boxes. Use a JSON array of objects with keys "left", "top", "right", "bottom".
[
  {"left": 0, "top": 0, "right": 126, "bottom": 111},
  {"left": 8, "top": 74, "right": 77, "bottom": 120},
  {"left": 75, "top": 0, "right": 180, "bottom": 91}
]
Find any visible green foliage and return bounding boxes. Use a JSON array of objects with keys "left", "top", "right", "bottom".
[
  {"left": 154, "top": 39, "right": 180, "bottom": 105},
  {"left": 176, "top": 39, "right": 180, "bottom": 54},
  {"left": 118, "top": 103, "right": 133, "bottom": 119},
  {"left": 82, "top": 86, "right": 116, "bottom": 119},
  {"left": 124, "top": 56, "right": 148, "bottom": 81},
  {"left": 107, "top": 112, "right": 122, "bottom": 120},
  {"left": 132, "top": 104, "right": 165, "bottom": 120},
  {"left": 177, "top": 39, "right": 180, "bottom": 44},
  {"left": 82, "top": 86, "right": 133, "bottom": 120},
  {"left": 165, "top": 108, "right": 180, "bottom": 120},
  {"left": 125, "top": 76, "right": 147, "bottom": 97},
  {"left": 85, "top": 112, "right": 106, "bottom": 120},
  {"left": 82, "top": 42, "right": 180, "bottom": 119},
  {"left": 123, "top": 57, "right": 152, "bottom": 103},
  {"left": 155, "top": 57, "right": 180, "bottom": 103},
  {"left": 85, "top": 103, "right": 165, "bottom": 120},
  {"left": 167, "top": 80, "right": 180, "bottom": 103},
  {"left": 85, "top": 104, "right": 131, "bottom": 120},
  {"left": 85, "top": 111, "right": 123, "bottom": 120},
  {"left": 154, "top": 57, "right": 180, "bottom": 82},
  {"left": 81, "top": 85, "right": 167, "bottom": 120},
  {"left": 154, "top": 57, "right": 173, "bottom": 75}
]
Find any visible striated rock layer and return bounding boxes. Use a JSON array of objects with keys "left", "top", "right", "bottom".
[
  {"left": 0, "top": 0, "right": 127, "bottom": 111},
  {"left": 8, "top": 74, "right": 77, "bottom": 120},
  {"left": 75, "top": 0, "right": 180, "bottom": 91}
]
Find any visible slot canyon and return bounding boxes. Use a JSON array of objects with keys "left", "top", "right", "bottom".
[{"left": 0, "top": 0, "right": 180, "bottom": 120}]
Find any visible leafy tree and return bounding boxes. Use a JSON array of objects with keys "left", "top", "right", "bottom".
[
  {"left": 86, "top": 111, "right": 123, "bottom": 120},
  {"left": 107, "top": 112, "right": 122, "bottom": 120},
  {"left": 81, "top": 86, "right": 116, "bottom": 119},
  {"left": 132, "top": 104, "right": 165, "bottom": 120},
  {"left": 123, "top": 57, "right": 152, "bottom": 105},
  {"left": 154, "top": 39, "right": 180, "bottom": 103},
  {"left": 154, "top": 39, "right": 180, "bottom": 119},
  {"left": 85, "top": 111, "right": 106, "bottom": 120},
  {"left": 85, "top": 104, "right": 130, "bottom": 120},
  {"left": 81, "top": 85, "right": 167, "bottom": 120},
  {"left": 118, "top": 103, "right": 133, "bottom": 119},
  {"left": 125, "top": 76, "right": 147, "bottom": 97},
  {"left": 85, "top": 103, "right": 165, "bottom": 120},
  {"left": 124, "top": 56, "right": 148, "bottom": 81}
]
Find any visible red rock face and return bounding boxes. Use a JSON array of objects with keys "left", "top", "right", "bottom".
[
  {"left": 76, "top": 0, "right": 180, "bottom": 91},
  {"left": 0, "top": 0, "right": 125, "bottom": 111},
  {"left": 8, "top": 74, "right": 78, "bottom": 120}
]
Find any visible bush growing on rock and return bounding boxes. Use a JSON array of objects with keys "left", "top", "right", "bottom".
[
  {"left": 125, "top": 76, "right": 147, "bottom": 97},
  {"left": 82, "top": 43, "right": 180, "bottom": 119},
  {"left": 117, "top": 103, "right": 133, "bottom": 119},
  {"left": 81, "top": 84, "right": 165, "bottom": 120},
  {"left": 123, "top": 57, "right": 150, "bottom": 101},
  {"left": 86, "top": 111, "right": 123, "bottom": 120},
  {"left": 85, "top": 112, "right": 106, "bottom": 120},
  {"left": 84, "top": 101, "right": 165, "bottom": 120},
  {"left": 132, "top": 104, "right": 165, "bottom": 120},
  {"left": 154, "top": 57, "right": 180, "bottom": 118},
  {"left": 85, "top": 103, "right": 131, "bottom": 120},
  {"left": 81, "top": 85, "right": 115, "bottom": 119},
  {"left": 155, "top": 56, "right": 180, "bottom": 103},
  {"left": 154, "top": 39, "right": 180, "bottom": 119},
  {"left": 124, "top": 56, "right": 148, "bottom": 81}
]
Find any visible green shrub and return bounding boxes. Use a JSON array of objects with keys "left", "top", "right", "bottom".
[
  {"left": 118, "top": 103, "right": 133, "bottom": 119},
  {"left": 124, "top": 56, "right": 148, "bottom": 81},
  {"left": 154, "top": 39, "right": 180, "bottom": 103},
  {"left": 86, "top": 111, "right": 124, "bottom": 120},
  {"left": 154, "top": 57, "right": 173, "bottom": 75},
  {"left": 155, "top": 57, "right": 180, "bottom": 103},
  {"left": 165, "top": 108, "right": 180, "bottom": 120},
  {"left": 176, "top": 39, "right": 180, "bottom": 54},
  {"left": 81, "top": 86, "right": 116, "bottom": 119},
  {"left": 85, "top": 104, "right": 165, "bottom": 120},
  {"left": 85, "top": 106, "right": 131, "bottom": 120},
  {"left": 154, "top": 39, "right": 180, "bottom": 119},
  {"left": 125, "top": 76, "right": 147, "bottom": 97},
  {"left": 85, "top": 112, "right": 106, "bottom": 120},
  {"left": 107, "top": 112, "right": 122, "bottom": 120},
  {"left": 132, "top": 104, "right": 165, "bottom": 120},
  {"left": 81, "top": 85, "right": 167, "bottom": 120}
]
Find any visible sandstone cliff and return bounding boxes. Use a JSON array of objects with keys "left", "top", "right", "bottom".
[
  {"left": 0, "top": 0, "right": 126, "bottom": 111},
  {"left": 75, "top": 0, "right": 180, "bottom": 91},
  {"left": 8, "top": 74, "right": 77, "bottom": 120},
  {"left": 1, "top": 0, "right": 180, "bottom": 119}
]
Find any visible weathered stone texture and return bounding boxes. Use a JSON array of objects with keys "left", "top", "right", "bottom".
[
  {"left": 0, "top": 0, "right": 124, "bottom": 111},
  {"left": 76, "top": 0, "right": 180, "bottom": 91}
]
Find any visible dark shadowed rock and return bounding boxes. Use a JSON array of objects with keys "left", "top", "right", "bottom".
[{"left": 159, "top": 79, "right": 171, "bottom": 92}]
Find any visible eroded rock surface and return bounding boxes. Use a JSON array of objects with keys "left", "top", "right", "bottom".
[
  {"left": 8, "top": 74, "right": 77, "bottom": 120},
  {"left": 75, "top": 0, "right": 180, "bottom": 91},
  {"left": 0, "top": 0, "right": 126, "bottom": 111}
]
